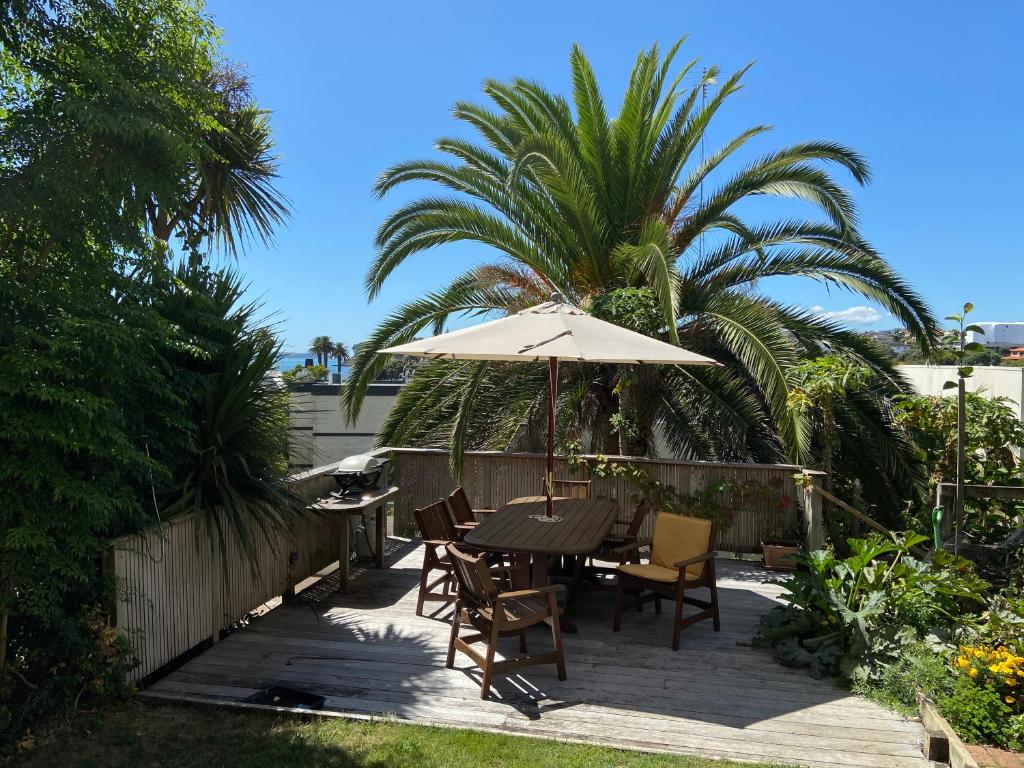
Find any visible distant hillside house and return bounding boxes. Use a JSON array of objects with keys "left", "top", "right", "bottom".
[
  {"left": 862, "top": 329, "right": 911, "bottom": 356},
  {"left": 1005, "top": 347, "right": 1024, "bottom": 362},
  {"left": 965, "top": 322, "right": 1024, "bottom": 349}
]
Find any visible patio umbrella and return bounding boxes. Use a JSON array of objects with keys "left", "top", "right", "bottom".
[{"left": 379, "top": 296, "right": 719, "bottom": 519}]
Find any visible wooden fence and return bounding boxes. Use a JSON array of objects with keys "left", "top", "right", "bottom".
[
  {"left": 385, "top": 448, "right": 810, "bottom": 554},
  {"left": 107, "top": 449, "right": 817, "bottom": 684},
  {"left": 106, "top": 467, "right": 337, "bottom": 682}
]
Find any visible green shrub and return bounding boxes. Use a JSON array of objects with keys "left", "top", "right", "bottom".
[
  {"left": 894, "top": 392, "right": 1024, "bottom": 545},
  {"left": 854, "top": 641, "right": 953, "bottom": 715},
  {"left": 756, "top": 532, "right": 988, "bottom": 681},
  {"left": 938, "top": 676, "right": 1016, "bottom": 748}
]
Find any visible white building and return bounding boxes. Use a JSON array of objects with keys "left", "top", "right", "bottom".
[{"left": 964, "top": 322, "right": 1024, "bottom": 349}]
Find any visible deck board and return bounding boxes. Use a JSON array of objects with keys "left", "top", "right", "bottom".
[{"left": 144, "top": 540, "right": 927, "bottom": 767}]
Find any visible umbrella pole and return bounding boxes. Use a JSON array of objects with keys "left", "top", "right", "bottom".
[{"left": 547, "top": 356, "right": 557, "bottom": 517}]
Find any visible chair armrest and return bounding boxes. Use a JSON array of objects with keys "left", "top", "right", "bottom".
[
  {"left": 422, "top": 538, "right": 450, "bottom": 547},
  {"left": 610, "top": 538, "right": 651, "bottom": 557},
  {"left": 474, "top": 507, "right": 496, "bottom": 515},
  {"left": 613, "top": 517, "right": 634, "bottom": 525},
  {"left": 496, "top": 585, "right": 565, "bottom": 601},
  {"left": 673, "top": 551, "right": 718, "bottom": 570},
  {"left": 454, "top": 523, "right": 477, "bottom": 531}
]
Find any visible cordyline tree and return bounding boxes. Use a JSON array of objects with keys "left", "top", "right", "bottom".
[
  {"left": 0, "top": 0, "right": 292, "bottom": 739},
  {"left": 344, "top": 39, "right": 938, "bottom": 488}
]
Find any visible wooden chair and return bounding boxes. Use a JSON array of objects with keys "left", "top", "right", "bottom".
[
  {"left": 414, "top": 501, "right": 460, "bottom": 616},
  {"left": 445, "top": 543, "right": 566, "bottom": 699},
  {"left": 612, "top": 512, "right": 720, "bottom": 650},
  {"left": 541, "top": 478, "right": 591, "bottom": 499},
  {"left": 446, "top": 486, "right": 493, "bottom": 540}
]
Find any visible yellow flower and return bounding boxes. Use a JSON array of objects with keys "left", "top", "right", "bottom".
[
  {"left": 1005, "top": 678, "right": 1018, "bottom": 686},
  {"left": 969, "top": 668, "right": 979, "bottom": 678},
  {"left": 1006, "top": 695, "right": 1016, "bottom": 705},
  {"left": 957, "top": 657, "right": 970, "bottom": 668}
]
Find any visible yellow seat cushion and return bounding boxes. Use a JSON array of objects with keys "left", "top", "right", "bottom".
[
  {"left": 652, "top": 513, "right": 712, "bottom": 576},
  {"left": 619, "top": 562, "right": 704, "bottom": 582}
]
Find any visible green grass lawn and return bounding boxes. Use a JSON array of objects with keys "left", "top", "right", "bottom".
[{"left": 15, "top": 700, "right": 794, "bottom": 768}]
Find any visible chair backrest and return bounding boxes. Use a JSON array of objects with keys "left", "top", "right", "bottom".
[
  {"left": 542, "top": 478, "right": 591, "bottom": 499},
  {"left": 446, "top": 543, "right": 498, "bottom": 608},
  {"left": 625, "top": 498, "right": 652, "bottom": 538},
  {"left": 415, "top": 500, "right": 457, "bottom": 542},
  {"left": 650, "top": 512, "right": 713, "bottom": 576},
  {"left": 447, "top": 487, "right": 475, "bottom": 525}
]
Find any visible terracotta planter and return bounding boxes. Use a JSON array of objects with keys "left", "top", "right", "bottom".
[{"left": 762, "top": 542, "right": 800, "bottom": 571}]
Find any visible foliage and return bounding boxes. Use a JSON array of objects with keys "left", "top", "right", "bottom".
[
  {"left": 857, "top": 585, "right": 1024, "bottom": 750},
  {"left": 897, "top": 347, "right": 1005, "bottom": 366},
  {"left": 853, "top": 641, "right": 953, "bottom": 715},
  {"left": 331, "top": 341, "right": 350, "bottom": 374},
  {"left": 309, "top": 335, "right": 334, "bottom": 368},
  {"left": 0, "top": 0, "right": 291, "bottom": 745},
  {"left": 943, "top": 302, "right": 985, "bottom": 386},
  {"left": 345, "top": 39, "right": 938, "bottom": 486},
  {"left": 566, "top": 445, "right": 791, "bottom": 530},
  {"left": 282, "top": 364, "right": 329, "bottom": 384},
  {"left": 953, "top": 644, "right": 1022, "bottom": 709},
  {"left": 158, "top": 267, "right": 301, "bottom": 566},
  {"left": 756, "top": 533, "right": 987, "bottom": 681},
  {"left": 894, "top": 392, "right": 1024, "bottom": 542},
  {"left": 937, "top": 676, "right": 1022, "bottom": 751}
]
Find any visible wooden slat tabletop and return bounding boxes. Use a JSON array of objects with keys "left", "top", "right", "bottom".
[{"left": 464, "top": 496, "right": 618, "bottom": 555}]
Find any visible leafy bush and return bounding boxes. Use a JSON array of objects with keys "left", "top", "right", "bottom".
[
  {"left": 938, "top": 676, "right": 1020, "bottom": 750},
  {"left": 854, "top": 641, "right": 953, "bottom": 714},
  {"left": 0, "top": 0, "right": 300, "bottom": 746},
  {"left": 756, "top": 533, "right": 987, "bottom": 681},
  {"left": 894, "top": 392, "right": 1024, "bottom": 544},
  {"left": 283, "top": 364, "right": 329, "bottom": 384}
]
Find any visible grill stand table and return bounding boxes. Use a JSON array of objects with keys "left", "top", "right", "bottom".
[{"left": 308, "top": 485, "right": 398, "bottom": 593}]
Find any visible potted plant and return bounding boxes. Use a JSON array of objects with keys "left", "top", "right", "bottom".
[{"left": 762, "top": 493, "right": 802, "bottom": 570}]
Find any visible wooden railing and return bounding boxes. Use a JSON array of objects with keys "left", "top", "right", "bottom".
[
  {"left": 105, "top": 466, "right": 337, "bottom": 683},
  {"left": 383, "top": 448, "right": 811, "bottom": 554},
  {"left": 108, "top": 449, "right": 817, "bottom": 684}
]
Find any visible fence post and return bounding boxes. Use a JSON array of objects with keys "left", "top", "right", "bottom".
[{"left": 801, "top": 471, "right": 825, "bottom": 551}]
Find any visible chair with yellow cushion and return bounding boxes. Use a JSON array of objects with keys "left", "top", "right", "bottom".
[{"left": 611, "top": 512, "right": 720, "bottom": 650}]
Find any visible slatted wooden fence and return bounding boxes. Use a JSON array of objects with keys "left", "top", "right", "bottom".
[
  {"left": 384, "top": 448, "right": 806, "bottom": 553},
  {"left": 106, "top": 467, "right": 337, "bottom": 682}
]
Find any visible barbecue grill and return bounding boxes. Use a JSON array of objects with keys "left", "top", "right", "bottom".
[{"left": 329, "top": 454, "right": 389, "bottom": 499}]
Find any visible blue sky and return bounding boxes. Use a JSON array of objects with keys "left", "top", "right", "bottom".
[{"left": 205, "top": 0, "right": 1022, "bottom": 352}]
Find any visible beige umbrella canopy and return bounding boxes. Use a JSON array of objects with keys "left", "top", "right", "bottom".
[{"left": 380, "top": 298, "right": 719, "bottom": 518}]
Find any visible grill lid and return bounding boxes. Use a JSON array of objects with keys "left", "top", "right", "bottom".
[{"left": 335, "top": 453, "right": 386, "bottom": 475}]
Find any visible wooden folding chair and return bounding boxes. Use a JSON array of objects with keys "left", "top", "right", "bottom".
[
  {"left": 612, "top": 512, "right": 720, "bottom": 650},
  {"left": 446, "top": 543, "right": 566, "bottom": 699}
]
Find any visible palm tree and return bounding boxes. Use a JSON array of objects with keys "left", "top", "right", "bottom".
[
  {"left": 344, "top": 40, "right": 937, "bottom": 505},
  {"left": 332, "top": 341, "right": 351, "bottom": 375},
  {"left": 145, "top": 65, "right": 290, "bottom": 259},
  {"left": 310, "top": 335, "right": 333, "bottom": 368}
]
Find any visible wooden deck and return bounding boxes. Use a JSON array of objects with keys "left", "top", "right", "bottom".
[{"left": 143, "top": 539, "right": 928, "bottom": 768}]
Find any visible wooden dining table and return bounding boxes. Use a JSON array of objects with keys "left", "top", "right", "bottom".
[{"left": 464, "top": 495, "right": 618, "bottom": 629}]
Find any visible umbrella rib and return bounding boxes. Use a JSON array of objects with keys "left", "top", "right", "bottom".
[{"left": 518, "top": 330, "right": 573, "bottom": 355}]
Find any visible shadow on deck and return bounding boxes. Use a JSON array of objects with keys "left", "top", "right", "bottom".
[{"left": 143, "top": 539, "right": 926, "bottom": 768}]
